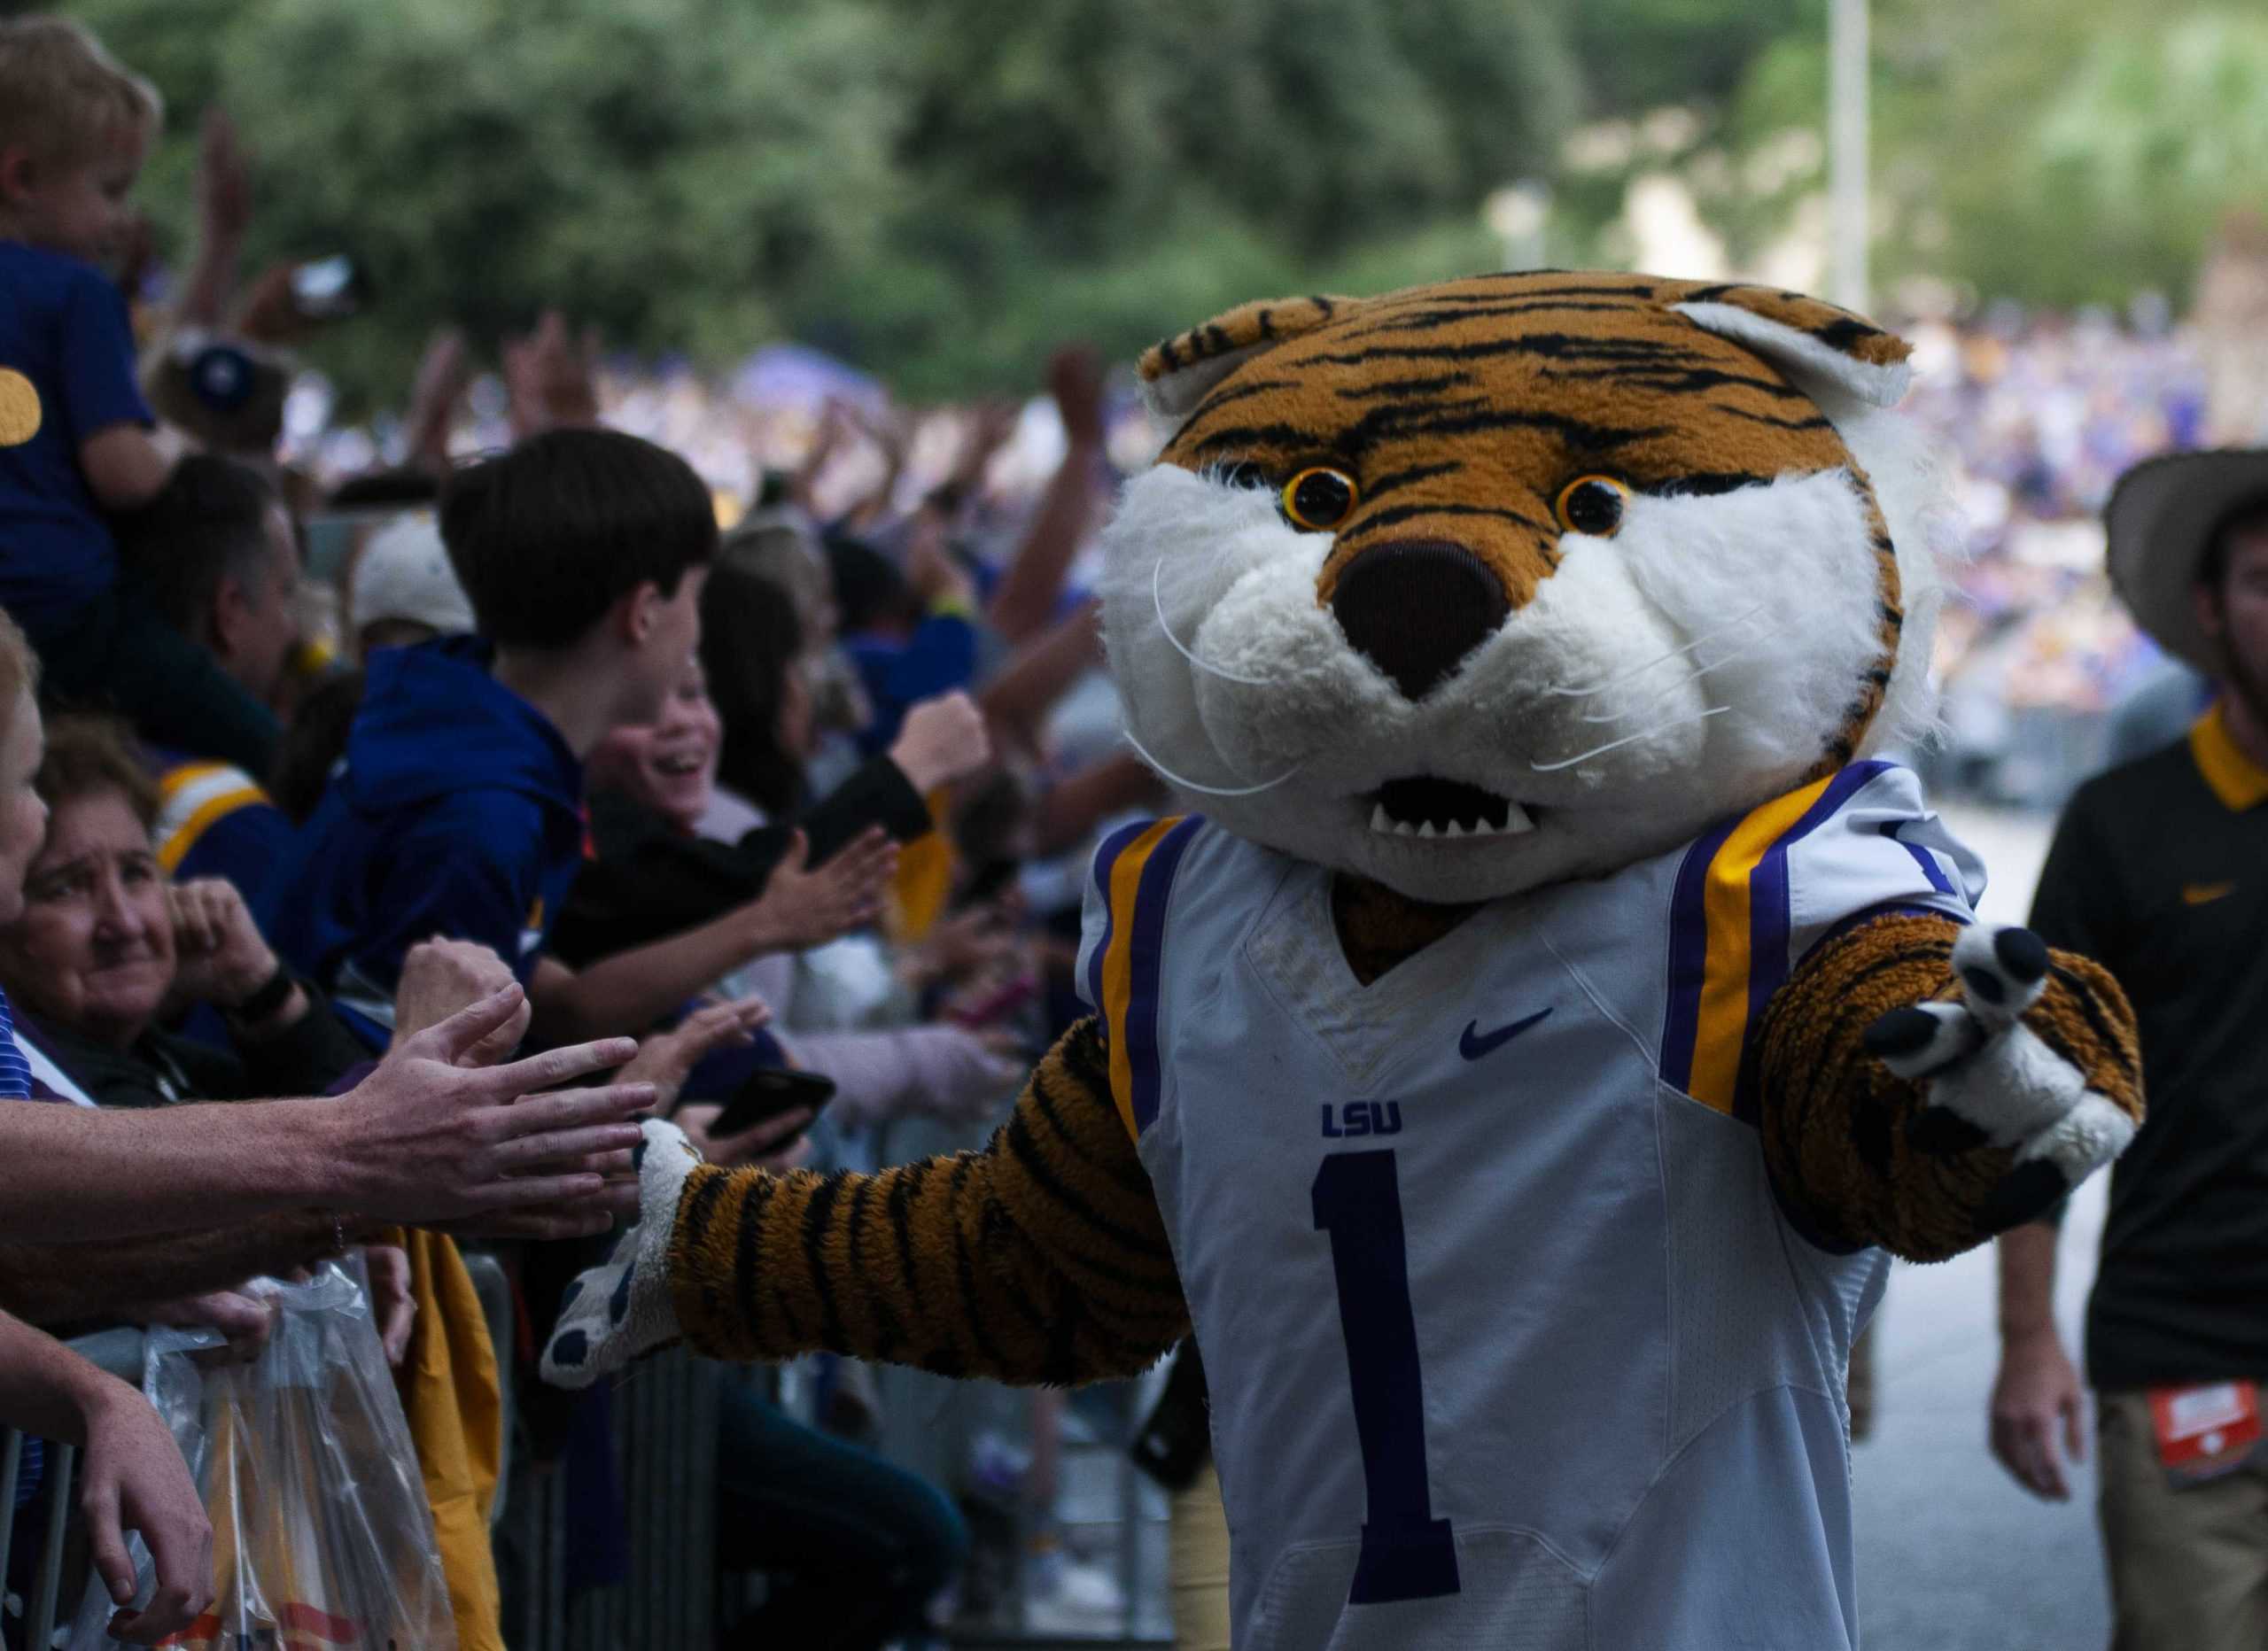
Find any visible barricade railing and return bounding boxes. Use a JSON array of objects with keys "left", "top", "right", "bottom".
[
  {"left": 498, "top": 1347, "right": 722, "bottom": 1651},
  {"left": 2, "top": 1280, "right": 1155, "bottom": 1649}
]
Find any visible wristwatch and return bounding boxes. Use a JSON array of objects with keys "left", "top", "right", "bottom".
[{"left": 226, "top": 963, "right": 297, "bottom": 1027}]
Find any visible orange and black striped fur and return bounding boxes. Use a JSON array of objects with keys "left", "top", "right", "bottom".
[
  {"left": 1146, "top": 275, "right": 1907, "bottom": 778},
  {"left": 657, "top": 273, "right": 2141, "bottom": 1380}
]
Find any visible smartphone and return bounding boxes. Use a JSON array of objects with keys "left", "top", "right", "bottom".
[
  {"left": 291, "top": 254, "right": 370, "bottom": 321},
  {"left": 709, "top": 1066, "right": 835, "bottom": 1143}
]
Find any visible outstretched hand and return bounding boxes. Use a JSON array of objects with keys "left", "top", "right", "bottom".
[
  {"left": 619, "top": 997, "right": 773, "bottom": 1114},
  {"left": 749, "top": 828, "right": 897, "bottom": 954},
  {"left": 324, "top": 985, "right": 654, "bottom": 1224},
  {"left": 676, "top": 1100, "right": 815, "bottom": 1170}
]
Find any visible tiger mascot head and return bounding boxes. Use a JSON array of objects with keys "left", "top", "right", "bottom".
[{"left": 1099, "top": 270, "right": 1953, "bottom": 906}]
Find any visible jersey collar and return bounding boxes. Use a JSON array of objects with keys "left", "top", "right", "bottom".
[{"left": 2189, "top": 701, "right": 2268, "bottom": 812}]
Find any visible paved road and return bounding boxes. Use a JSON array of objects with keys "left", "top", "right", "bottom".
[{"left": 1854, "top": 803, "right": 2113, "bottom": 1651}]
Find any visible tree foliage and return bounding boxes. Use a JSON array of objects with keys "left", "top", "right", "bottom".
[
  {"left": 56, "top": 0, "right": 1573, "bottom": 399},
  {"left": 28, "top": 0, "right": 2268, "bottom": 402}
]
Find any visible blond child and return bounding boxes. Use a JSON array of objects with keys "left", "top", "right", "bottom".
[{"left": 0, "top": 16, "right": 278, "bottom": 772}]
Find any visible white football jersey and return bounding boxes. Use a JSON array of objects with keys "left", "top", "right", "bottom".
[{"left": 1078, "top": 761, "right": 1980, "bottom": 1651}]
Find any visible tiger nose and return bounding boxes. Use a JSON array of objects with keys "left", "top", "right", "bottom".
[{"left": 1327, "top": 540, "right": 1511, "bottom": 701}]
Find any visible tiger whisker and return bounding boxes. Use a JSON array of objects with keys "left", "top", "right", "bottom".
[
  {"left": 1573, "top": 639, "right": 1768, "bottom": 723},
  {"left": 1153, "top": 559, "right": 1273, "bottom": 687},
  {"left": 1542, "top": 604, "right": 1769, "bottom": 700},
  {"left": 1529, "top": 705, "right": 1732, "bottom": 773},
  {"left": 1119, "top": 721, "right": 1306, "bottom": 797}
]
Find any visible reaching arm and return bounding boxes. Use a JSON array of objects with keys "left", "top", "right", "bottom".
[
  {"left": 176, "top": 108, "right": 250, "bottom": 328},
  {"left": 986, "top": 348, "right": 1107, "bottom": 646},
  {"left": 0, "top": 1214, "right": 344, "bottom": 1327},
  {"left": 79, "top": 423, "right": 175, "bottom": 513},
  {"left": 979, "top": 600, "right": 1103, "bottom": 760},
  {"left": 0, "top": 989, "right": 650, "bottom": 1241},
  {"left": 545, "top": 1017, "right": 1190, "bottom": 1390},
  {"left": 0, "top": 1098, "right": 365, "bottom": 1240},
  {"left": 0, "top": 1310, "right": 214, "bottom": 1645},
  {"left": 1029, "top": 752, "right": 1167, "bottom": 858},
  {"left": 530, "top": 828, "right": 896, "bottom": 1043}
]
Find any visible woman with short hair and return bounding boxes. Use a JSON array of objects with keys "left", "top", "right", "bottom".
[{"left": 0, "top": 715, "right": 366, "bottom": 1108}]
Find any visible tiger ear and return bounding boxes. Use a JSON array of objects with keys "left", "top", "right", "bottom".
[
  {"left": 1667, "top": 283, "right": 1913, "bottom": 409},
  {"left": 1138, "top": 294, "right": 1354, "bottom": 422}
]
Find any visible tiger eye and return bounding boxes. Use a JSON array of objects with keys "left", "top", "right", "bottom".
[
  {"left": 1281, "top": 467, "right": 1359, "bottom": 532},
  {"left": 1554, "top": 476, "right": 1630, "bottom": 537}
]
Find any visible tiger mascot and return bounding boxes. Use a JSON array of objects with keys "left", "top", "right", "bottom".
[{"left": 545, "top": 272, "right": 2141, "bottom": 1649}]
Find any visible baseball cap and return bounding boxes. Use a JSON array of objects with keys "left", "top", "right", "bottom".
[{"left": 350, "top": 512, "right": 477, "bottom": 639}]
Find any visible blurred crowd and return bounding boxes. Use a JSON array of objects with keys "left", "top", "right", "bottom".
[
  {"left": 279, "top": 286, "right": 2237, "bottom": 812},
  {"left": 1900, "top": 306, "right": 2222, "bottom": 801}
]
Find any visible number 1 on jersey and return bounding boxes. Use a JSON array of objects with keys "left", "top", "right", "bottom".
[{"left": 1312, "top": 1149, "right": 1461, "bottom": 1603}]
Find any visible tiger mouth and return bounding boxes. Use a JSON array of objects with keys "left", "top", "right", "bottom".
[{"left": 1367, "top": 777, "right": 1537, "bottom": 839}]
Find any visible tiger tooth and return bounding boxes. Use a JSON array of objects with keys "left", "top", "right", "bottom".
[
  {"left": 1443, "top": 820, "right": 1465, "bottom": 838},
  {"left": 1465, "top": 818, "right": 1496, "bottom": 838},
  {"left": 1418, "top": 821, "right": 1438, "bottom": 838},
  {"left": 1371, "top": 802, "right": 1394, "bottom": 833},
  {"left": 1503, "top": 803, "right": 1536, "bottom": 834},
  {"left": 1394, "top": 819, "right": 1418, "bottom": 836}
]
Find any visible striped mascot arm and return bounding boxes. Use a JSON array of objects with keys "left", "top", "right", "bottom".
[
  {"left": 542, "top": 1017, "right": 1192, "bottom": 1390},
  {"left": 1754, "top": 911, "right": 2143, "bottom": 1261}
]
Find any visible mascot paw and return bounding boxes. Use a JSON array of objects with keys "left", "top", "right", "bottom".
[
  {"left": 540, "top": 1117, "right": 703, "bottom": 1389},
  {"left": 1865, "top": 923, "right": 2137, "bottom": 1226}
]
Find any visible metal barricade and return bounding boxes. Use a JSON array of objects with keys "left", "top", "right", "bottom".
[
  {"left": 457, "top": 1249, "right": 516, "bottom": 1531},
  {"left": 4, "top": 1276, "right": 1153, "bottom": 1649},
  {"left": 498, "top": 1348, "right": 722, "bottom": 1651},
  {"left": 2, "top": 1274, "right": 722, "bottom": 1651},
  {"left": 0, "top": 1329, "right": 145, "bottom": 1651}
]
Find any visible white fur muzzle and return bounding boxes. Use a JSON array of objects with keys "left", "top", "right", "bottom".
[{"left": 1098, "top": 440, "right": 1940, "bottom": 903}]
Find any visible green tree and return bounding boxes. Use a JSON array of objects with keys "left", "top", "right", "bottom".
[
  {"left": 73, "top": 0, "right": 912, "bottom": 400},
  {"left": 65, "top": 0, "right": 1577, "bottom": 400},
  {"left": 1716, "top": 0, "right": 2268, "bottom": 312}
]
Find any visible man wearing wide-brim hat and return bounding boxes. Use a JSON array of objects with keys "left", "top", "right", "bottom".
[{"left": 1988, "top": 449, "right": 2268, "bottom": 1651}]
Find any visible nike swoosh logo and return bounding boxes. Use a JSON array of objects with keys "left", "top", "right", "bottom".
[
  {"left": 2184, "top": 881, "right": 2235, "bottom": 906},
  {"left": 1459, "top": 1007, "right": 1552, "bottom": 1061}
]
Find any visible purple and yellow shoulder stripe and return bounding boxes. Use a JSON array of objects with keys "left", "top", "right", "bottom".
[
  {"left": 1659, "top": 760, "right": 1938, "bottom": 1120},
  {"left": 1086, "top": 817, "right": 1206, "bottom": 1142},
  {"left": 154, "top": 762, "right": 271, "bottom": 875}
]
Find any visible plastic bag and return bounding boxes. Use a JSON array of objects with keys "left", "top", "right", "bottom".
[{"left": 66, "top": 1258, "right": 455, "bottom": 1650}]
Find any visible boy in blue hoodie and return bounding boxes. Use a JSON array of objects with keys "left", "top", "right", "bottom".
[{"left": 266, "top": 428, "right": 717, "bottom": 1047}]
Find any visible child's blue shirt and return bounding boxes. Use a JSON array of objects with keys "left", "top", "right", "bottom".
[{"left": 0, "top": 243, "right": 152, "bottom": 637}]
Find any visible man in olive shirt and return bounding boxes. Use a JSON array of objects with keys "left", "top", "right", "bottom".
[{"left": 1991, "top": 452, "right": 2268, "bottom": 1650}]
